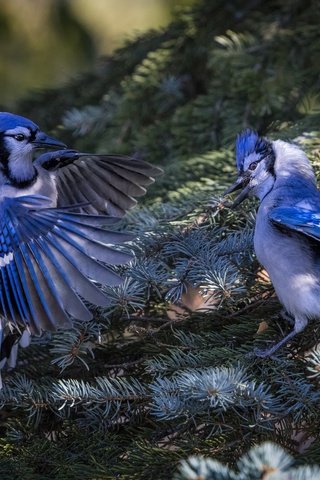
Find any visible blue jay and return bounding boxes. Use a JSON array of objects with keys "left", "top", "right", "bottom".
[
  {"left": 224, "top": 129, "right": 320, "bottom": 357},
  {"left": 0, "top": 112, "right": 162, "bottom": 371}
]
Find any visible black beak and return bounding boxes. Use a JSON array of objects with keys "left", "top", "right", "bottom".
[
  {"left": 32, "top": 131, "right": 67, "bottom": 149},
  {"left": 223, "top": 175, "right": 251, "bottom": 207}
]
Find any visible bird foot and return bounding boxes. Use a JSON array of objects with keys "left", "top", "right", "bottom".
[
  {"left": 253, "top": 346, "right": 278, "bottom": 358},
  {"left": 252, "top": 326, "right": 300, "bottom": 358}
]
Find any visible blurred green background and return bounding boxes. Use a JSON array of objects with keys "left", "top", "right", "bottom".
[{"left": 0, "top": 0, "right": 196, "bottom": 107}]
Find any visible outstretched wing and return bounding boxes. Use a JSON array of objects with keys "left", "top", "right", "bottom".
[
  {"left": 0, "top": 195, "right": 133, "bottom": 335},
  {"left": 36, "top": 150, "right": 163, "bottom": 216},
  {"left": 270, "top": 207, "right": 320, "bottom": 241}
]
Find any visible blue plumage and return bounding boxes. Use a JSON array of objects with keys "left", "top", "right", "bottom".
[
  {"left": 225, "top": 131, "right": 320, "bottom": 356},
  {"left": 0, "top": 112, "right": 38, "bottom": 131},
  {"left": 235, "top": 128, "right": 272, "bottom": 173},
  {"left": 0, "top": 195, "right": 133, "bottom": 335},
  {"left": 0, "top": 112, "right": 162, "bottom": 373},
  {"left": 235, "top": 129, "right": 260, "bottom": 171},
  {"left": 270, "top": 207, "right": 320, "bottom": 241}
]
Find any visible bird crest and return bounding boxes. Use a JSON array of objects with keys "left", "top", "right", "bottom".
[
  {"left": 0, "top": 112, "right": 38, "bottom": 132},
  {"left": 235, "top": 128, "right": 261, "bottom": 172}
]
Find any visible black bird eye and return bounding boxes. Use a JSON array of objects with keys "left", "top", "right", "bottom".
[
  {"left": 14, "top": 134, "right": 25, "bottom": 141},
  {"left": 248, "top": 161, "right": 258, "bottom": 171}
]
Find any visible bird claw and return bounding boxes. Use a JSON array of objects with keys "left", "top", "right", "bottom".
[
  {"left": 245, "top": 347, "right": 276, "bottom": 359},
  {"left": 253, "top": 347, "right": 275, "bottom": 358}
]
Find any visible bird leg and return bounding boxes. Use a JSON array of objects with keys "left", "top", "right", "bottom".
[
  {"left": 280, "top": 308, "right": 295, "bottom": 326},
  {"left": 254, "top": 316, "right": 308, "bottom": 358}
]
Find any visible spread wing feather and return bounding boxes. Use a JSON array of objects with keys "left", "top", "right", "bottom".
[
  {"left": 0, "top": 195, "right": 133, "bottom": 335},
  {"left": 36, "top": 150, "right": 163, "bottom": 216}
]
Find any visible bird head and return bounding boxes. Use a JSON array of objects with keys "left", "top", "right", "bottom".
[
  {"left": 224, "top": 129, "right": 275, "bottom": 206},
  {"left": 0, "top": 112, "right": 67, "bottom": 186},
  {"left": 0, "top": 112, "right": 66, "bottom": 159}
]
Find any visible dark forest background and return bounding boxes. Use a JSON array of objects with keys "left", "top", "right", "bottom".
[
  {"left": 0, "top": 0, "right": 194, "bottom": 105},
  {"left": 1, "top": 1, "right": 320, "bottom": 479}
]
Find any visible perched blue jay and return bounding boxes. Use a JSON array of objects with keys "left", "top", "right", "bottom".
[
  {"left": 0, "top": 112, "right": 162, "bottom": 371},
  {"left": 225, "top": 129, "right": 320, "bottom": 357}
]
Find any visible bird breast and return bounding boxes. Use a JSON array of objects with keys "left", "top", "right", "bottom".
[
  {"left": 254, "top": 203, "right": 320, "bottom": 319},
  {"left": 0, "top": 169, "right": 58, "bottom": 206}
]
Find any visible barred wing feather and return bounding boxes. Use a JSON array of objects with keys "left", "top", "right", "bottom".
[
  {"left": 0, "top": 195, "right": 133, "bottom": 335},
  {"left": 270, "top": 206, "right": 320, "bottom": 241},
  {"left": 37, "top": 150, "right": 163, "bottom": 216}
]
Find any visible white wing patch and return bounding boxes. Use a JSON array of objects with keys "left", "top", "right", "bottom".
[{"left": 0, "top": 252, "right": 13, "bottom": 267}]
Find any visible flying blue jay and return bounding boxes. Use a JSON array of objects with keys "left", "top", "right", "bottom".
[
  {"left": 224, "top": 129, "right": 320, "bottom": 357},
  {"left": 0, "top": 112, "right": 162, "bottom": 371}
]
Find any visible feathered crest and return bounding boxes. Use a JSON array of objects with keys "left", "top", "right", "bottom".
[
  {"left": 0, "top": 112, "right": 38, "bottom": 132},
  {"left": 235, "top": 128, "right": 260, "bottom": 172}
]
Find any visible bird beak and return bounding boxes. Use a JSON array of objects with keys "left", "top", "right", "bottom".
[
  {"left": 223, "top": 175, "right": 251, "bottom": 207},
  {"left": 32, "top": 131, "right": 67, "bottom": 149}
]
